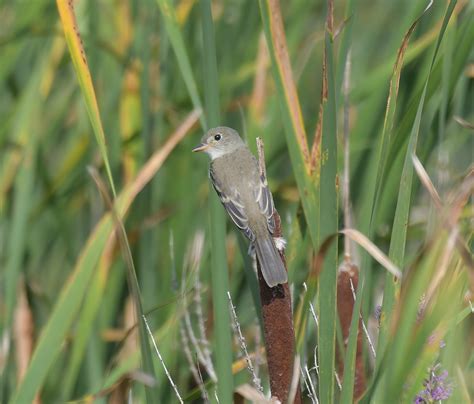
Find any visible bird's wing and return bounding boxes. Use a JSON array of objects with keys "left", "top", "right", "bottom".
[
  {"left": 209, "top": 168, "right": 255, "bottom": 241},
  {"left": 254, "top": 173, "right": 276, "bottom": 234}
]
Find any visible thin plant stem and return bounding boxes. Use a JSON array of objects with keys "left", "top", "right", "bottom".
[
  {"left": 227, "top": 291, "right": 263, "bottom": 393},
  {"left": 349, "top": 278, "right": 376, "bottom": 358},
  {"left": 142, "top": 315, "right": 183, "bottom": 404},
  {"left": 179, "top": 324, "right": 209, "bottom": 403}
]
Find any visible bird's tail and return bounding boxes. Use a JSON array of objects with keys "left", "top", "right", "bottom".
[{"left": 254, "top": 237, "right": 288, "bottom": 287}]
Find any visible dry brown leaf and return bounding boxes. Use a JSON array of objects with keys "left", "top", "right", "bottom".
[{"left": 340, "top": 229, "right": 402, "bottom": 279}]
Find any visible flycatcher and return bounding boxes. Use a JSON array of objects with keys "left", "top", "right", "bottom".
[{"left": 193, "top": 126, "right": 288, "bottom": 287}]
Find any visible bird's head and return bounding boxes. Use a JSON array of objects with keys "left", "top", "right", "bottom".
[{"left": 192, "top": 126, "right": 244, "bottom": 160}]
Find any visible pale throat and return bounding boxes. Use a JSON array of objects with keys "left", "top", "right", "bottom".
[{"left": 206, "top": 146, "right": 235, "bottom": 160}]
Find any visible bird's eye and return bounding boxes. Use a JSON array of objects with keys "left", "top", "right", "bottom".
[{"left": 214, "top": 134, "right": 222, "bottom": 141}]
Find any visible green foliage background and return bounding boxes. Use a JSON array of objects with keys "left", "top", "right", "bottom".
[{"left": 0, "top": 0, "right": 472, "bottom": 402}]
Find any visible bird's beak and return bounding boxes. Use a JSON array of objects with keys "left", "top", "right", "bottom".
[{"left": 192, "top": 143, "right": 209, "bottom": 153}]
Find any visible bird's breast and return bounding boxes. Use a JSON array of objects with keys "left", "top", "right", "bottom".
[{"left": 211, "top": 150, "right": 266, "bottom": 231}]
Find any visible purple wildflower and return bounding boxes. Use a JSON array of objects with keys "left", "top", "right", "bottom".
[{"left": 414, "top": 364, "right": 453, "bottom": 403}]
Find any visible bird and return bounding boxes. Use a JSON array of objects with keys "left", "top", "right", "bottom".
[{"left": 192, "top": 126, "right": 288, "bottom": 287}]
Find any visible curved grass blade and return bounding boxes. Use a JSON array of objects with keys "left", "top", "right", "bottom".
[
  {"left": 56, "top": 0, "right": 116, "bottom": 197},
  {"left": 387, "top": 0, "right": 457, "bottom": 319},
  {"left": 88, "top": 168, "right": 159, "bottom": 403},
  {"left": 258, "top": 0, "right": 319, "bottom": 248},
  {"left": 61, "top": 229, "right": 115, "bottom": 399},
  {"left": 10, "top": 111, "right": 199, "bottom": 404},
  {"left": 258, "top": 0, "right": 309, "bottom": 165},
  {"left": 349, "top": 1, "right": 468, "bottom": 103},
  {"left": 371, "top": 0, "right": 434, "bottom": 228},
  {"left": 341, "top": 229, "right": 402, "bottom": 279},
  {"left": 356, "top": 0, "right": 435, "bottom": 262},
  {"left": 378, "top": 0, "right": 458, "bottom": 399},
  {"left": 345, "top": 0, "right": 436, "bottom": 377}
]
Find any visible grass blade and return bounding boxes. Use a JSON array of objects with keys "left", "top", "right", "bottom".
[
  {"left": 10, "top": 111, "right": 199, "bottom": 404},
  {"left": 317, "top": 21, "right": 339, "bottom": 404},
  {"left": 2, "top": 59, "right": 45, "bottom": 332},
  {"left": 376, "top": 0, "right": 459, "bottom": 399},
  {"left": 56, "top": 0, "right": 116, "bottom": 197},
  {"left": 258, "top": 0, "right": 319, "bottom": 247},
  {"left": 200, "top": 2, "right": 233, "bottom": 401},
  {"left": 88, "top": 168, "right": 158, "bottom": 403},
  {"left": 387, "top": 0, "right": 457, "bottom": 318},
  {"left": 341, "top": 229, "right": 402, "bottom": 279},
  {"left": 156, "top": 0, "right": 206, "bottom": 129},
  {"left": 258, "top": 0, "right": 309, "bottom": 165}
]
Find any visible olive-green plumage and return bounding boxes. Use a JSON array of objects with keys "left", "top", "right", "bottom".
[{"left": 193, "top": 126, "right": 287, "bottom": 287}]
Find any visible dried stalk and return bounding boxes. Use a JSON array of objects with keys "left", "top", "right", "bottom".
[{"left": 335, "top": 52, "right": 366, "bottom": 401}]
